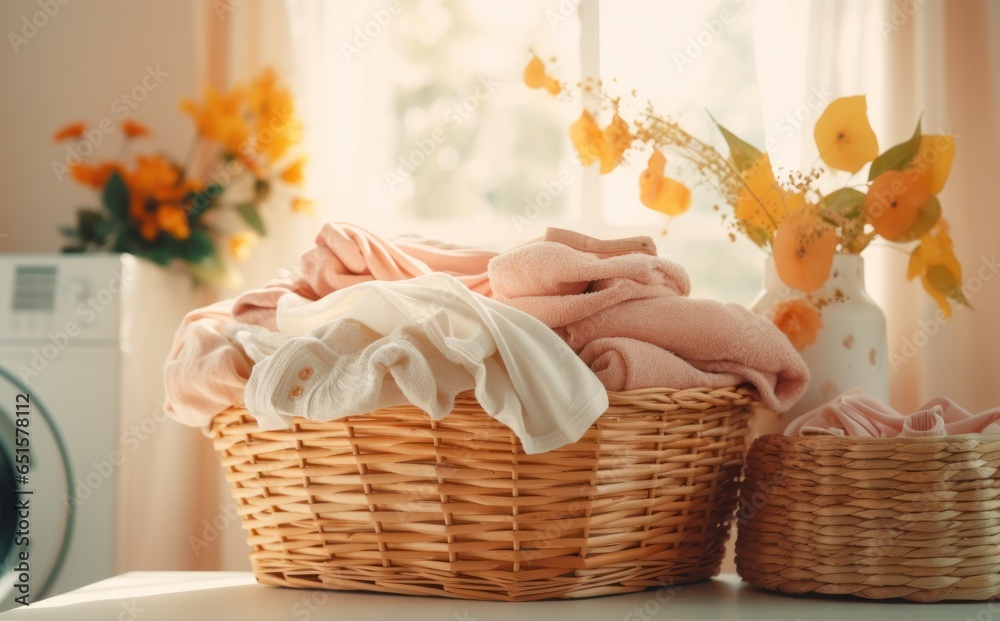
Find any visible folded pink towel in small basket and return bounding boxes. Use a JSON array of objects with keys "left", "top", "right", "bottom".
[{"left": 785, "top": 387, "right": 1000, "bottom": 437}]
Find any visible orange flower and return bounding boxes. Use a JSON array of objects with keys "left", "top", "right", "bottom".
[
  {"left": 814, "top": 95, "right": 879, "bottom": 173},
  {"left": 122, "top": 120, "right": 150, "bottom": 139},
  {"left": 156, "top": 204, "right": 191, "bottom": 240},
  {"left": 569, "top": 110, "right": 604, "bottom": 168},
  {"left": 291, "top": 197, "right": 315, "bottom": 215},
  {"left": 599, "top": 113, "right": 633, "bottom": 174},
  {"left": 523, "top": 55, "right": 560, "bottom": 96},
  {"left": 70, "top": 161, "right": 121, "bottom": 189},
  {"left": 138, "top": 217, "right": 159, "bottom": 242},
  {"left": 228, "top": 231, "right": 257, "bottom": 261},
  {"left": 772, "top": 299, "right": 823, "bottom": 351},
  {"left": 280, "top": 157, "right": 307, "bottom": 185},
  {"left": 772, "top": 213, "right": 837, "bottom": 293},
  {"left": 907, "top": 222, "right": 969, "bottom": 319},
  {"left": 909, "top": 134, "right": 955, "bottom": 194},
  {"left": 865, "top": 169, "right": 930, "bottom": 241},
  {"left": 181, "top": 85, "right": 249, "bottom": 154},
  {"left": 249, "top": 68, "right": 301, "bottom": 163},
  {"left": 639, "top": 150, "right": 691, "bottom": 216},
  {"left": 53, "top": 122, "right": 86, "bottom": 142},
  {"left": 734, "top": 154, "right": 805, "bottom": 238}
]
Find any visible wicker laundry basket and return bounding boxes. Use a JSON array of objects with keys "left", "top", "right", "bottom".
[
  {"left": 211, "top": 386, "right": 755, "bottom": 601},
  {"left": 736, "top": 433, "right": 1000, "bottom": 602}
]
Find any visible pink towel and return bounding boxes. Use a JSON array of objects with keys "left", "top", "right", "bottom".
[
  {"left": 785, "top": 387, "right": 1000, "bottom": 437},
  {"left": 489, "top": 229, "right": 808, "bottom": 413},
  {"left": 233, "top": 222, "right": 497, "bottom": 330},
  {"left": 567, "top": 298, "right": 808, "bottom": 412},
  {"left": 163, "top": 300, "right": 252, "bottom": 430},
  {"left": 489, "top": 234, "right": 690, "bottom": 328}
]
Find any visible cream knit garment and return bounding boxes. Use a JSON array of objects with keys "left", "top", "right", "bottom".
[{"left": 233, "top": 273, "right": 609, "bottom": 454}]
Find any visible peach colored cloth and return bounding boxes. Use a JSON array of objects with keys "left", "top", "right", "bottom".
[
  {"left": 163, "top": 300, "right": 252, "bottom": 430},
  {"left": 784, "top": 387, "right": 1000, "bottom": 437},
  {"left": 233, "top": 222, "right": 497, "bottom": 330},
  {"left": 489, "top": 230, "right": 809, "bottom": 413}
]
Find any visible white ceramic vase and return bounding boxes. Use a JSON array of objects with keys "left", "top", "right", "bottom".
[{"left": 750, "top": 254, "right": 889, "bottom": 436}]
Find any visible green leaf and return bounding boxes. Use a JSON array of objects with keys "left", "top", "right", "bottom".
[
  {"left": 102, "top": 171, "right": 129, "bottom": 219},
  {"left": 709, "top": 112, "right": 762, "bottom": 173},
  {"left": 926, "top": 264, "right": 972, "bottom": 309},
  {"left": 59, "top": 225, "right": 80, "bottom": 239},
  {"left": 868, "top": 118, "right": 922, "bottom": 181},
  {"left": 189, "top": 183, "right": 223, "bottom": 221},
  {"left": 819, "top": 188, "right": 866, "bottom": 220},
  {"left": 896, "top": 195, "right": 942, "bottom": 243},
  {"left": 145, "top": 243, "right": 175, "bottom": 266},
  {"left": 176, "top": 228, "right": 215, "bottom": 263},
  {"left": 236, "top": 202, "right": 266, "bottom": 235}
]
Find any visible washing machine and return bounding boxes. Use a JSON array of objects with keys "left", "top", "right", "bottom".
[{"left": 0, "top": 253, "right": 194, "bottom": 611}]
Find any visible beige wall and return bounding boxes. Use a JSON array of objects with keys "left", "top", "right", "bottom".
[{"left": 0, "top": 0, "right": 202, "bottom": 254}]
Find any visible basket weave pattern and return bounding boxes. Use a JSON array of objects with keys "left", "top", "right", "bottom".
[
  {"left": 212, "top": 387, "right": 753, "bottom": 601},
  {"left": 736, "top": 433, "right": 1000, "bottom": 602}
]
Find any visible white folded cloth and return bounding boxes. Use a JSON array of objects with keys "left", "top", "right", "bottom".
[{"left": 230, "top": 273, "right": 609, "bottom": 454}]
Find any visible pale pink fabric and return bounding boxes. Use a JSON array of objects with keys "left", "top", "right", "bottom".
[
  {"left": 785, "top": 387, "right": 1000, "bottom": 437},
  {"left": 233, "top": 222, "right": 497, "bottom": 330},
  {"left": 163, "top": 300, "right": 252, "bottom": 430},
  {"left": 488, "top": 231, "right": 809, "bottom": 413},
  {"left": 489, "top": 237, "right": 691, "bottom": 328}
]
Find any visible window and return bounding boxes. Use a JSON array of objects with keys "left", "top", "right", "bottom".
[{"left": 314, "top": 0, "right": 766, "bottom": 304}]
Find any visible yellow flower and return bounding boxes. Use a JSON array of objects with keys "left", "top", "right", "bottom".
[
  {"left": 53, "top": 122, "right": 86, "bottom": 142},
  {"left": 734, "top": 154, "right": 804, "bottom": 237},
  {"left": 772, "top": 212, "right": 837, "bottom": 293},
  {"left": 228, "top": 231, "right": 258, "bottom": 261},
  {"left": 639, "top": 150, "right": 691, "bottom": 216},
  {"left": 907, "top": 222, "right": 968, "bottom": 319},
  {"left": 280, "top": 157, "right": 307, "bottom": 185},
  {"left": 772, "top": 299, "right": 823, "bottom": 351},
  {"left": 523, "top": 55, "right": 561, "bottom": 96},
  {"left": 249, "top": 68, "right": 302, "bottom": 162},
  {"left": 909, "top": 134, "right": 955, "bottom": 194},
  {"left": 865, "top": 169, "right": 930, "bottom": 241},
  {"left": 181, "top": 85, "right": 249, "bottom": 155},
  {"left": 569, "top": 110, "right": 604, "bottom": 168},
  {"left": 599, "top": 113, "right": 633, "bottom": 174},
  {"left": 814, "top": 95, "right": 879, "bottom": 173},
  {"left": 291, "top": 197, "right": 315, "bottom": 215}
]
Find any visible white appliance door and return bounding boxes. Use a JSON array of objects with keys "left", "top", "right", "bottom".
[{"left": 0, "top": 366, "right": 71, "bottom": 612}]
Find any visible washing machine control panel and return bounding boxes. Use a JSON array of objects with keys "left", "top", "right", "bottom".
[{"left": 0, "top": 255, "right": 129, "bottom": 343}]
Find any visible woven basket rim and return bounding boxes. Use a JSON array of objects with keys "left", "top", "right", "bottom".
[{"left": 758, "top": 432, "right": 1000, "bottom": 445}]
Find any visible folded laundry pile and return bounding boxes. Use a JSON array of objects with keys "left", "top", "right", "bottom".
[
  {"left": 164, "top": 222, "right": 809, "bottom": 452},
  {"left": 489, "top": 228, "right": 809, "bottom": 412},
  {"left": 785, "top": 387, "right": 1000, "bottom": 437}
]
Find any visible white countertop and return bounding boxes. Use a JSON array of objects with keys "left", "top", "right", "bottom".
[{"left": 0, "top": 572, "right": 985, "bottom": 620}]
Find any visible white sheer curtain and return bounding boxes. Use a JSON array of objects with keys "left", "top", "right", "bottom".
[{"left": 753, "top": 0, "right": 1000, "bottom": 413}]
